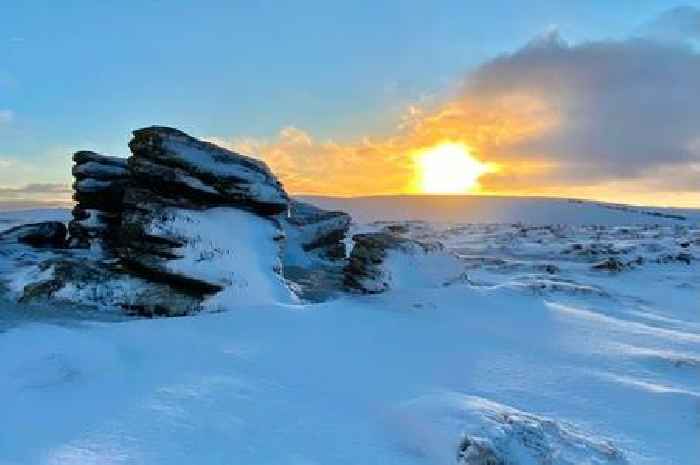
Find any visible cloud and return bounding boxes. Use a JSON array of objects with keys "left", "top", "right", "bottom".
[
  {"left": 459, "top": 27, "right": 700, "bottom": 183},
  {"left": 209, "top": 128, "right": 416, "bottom": 195},
  {"left": 210, "top": 7, "right": 700, "bottom": 207},
  {"left": 0, "top": 109, "right": 14, "bottom": 124}
]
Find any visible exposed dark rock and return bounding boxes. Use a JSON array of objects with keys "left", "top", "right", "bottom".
[
  {"left": 17, "top": 257, "right": 201, "bottom": 316},
  {"left": 278, "top": 200, "right": 351, "bottom": 301},
  {"left": 68, "top": 151, "right": 129, "bottom": 249},
  {"left": 657, "top": 252, "right": 694, "bottom": 265},
  {"left": 534, "top": 263, "right": 560, "bottom": 274},
  {"left": 19, "top": 258, "right": 111, "bottom": 303},
  {"left": 591, "top": 257, "right": 626, "bottom": 272},
  {"left": 382, "top": 223, "right": 410, "bottom": 235},
  {"left": 457, "top": 435, "right": 504, "bottom": 465},
  {"left": 0, "top": 222, "right": 67, "bottom": 248},
  {"left": 4, "top": 126, "right": 352, "bottom": 316},
  {"left": 562, "top": 242, "right": 633, "bottom": 260},
  {"left": 344, "top": 232, "right": 442, "bottom": 293},
  {"left": 285, "top": 199, "right": 350, "bottom": 259}
]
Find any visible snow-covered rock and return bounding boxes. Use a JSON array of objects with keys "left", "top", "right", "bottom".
[
  {"left": 0, "top": 221, "right": 67, "bottom": 248},
  {"left": 69, "top": 151, "right": 128, "bottom": 249},
  {"left": 278, "top": 200, "right": 351, "bottom": 301},
  {"left": 2, "top": 127, "right": 349, "bottom": 314},
  {"left": 283, "top": 199, "right": 350, "bottom": 261},
  {"left": 118, "top": 127, "right": 295, "bottom": 305},
  {"left": 396, "top": 393, "right": 628, "bottom": 465},
  {"left": 128, "top": 126, "right": 288, "bottom": 214},
  {"left": 344, "top": 232, "right": 463, "bottom": 293},
  {"left": 120, "top": 206, "right": 293, "bottom": 308}
]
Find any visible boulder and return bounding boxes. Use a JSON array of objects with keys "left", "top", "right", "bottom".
[
  {"left": 591, "top": 257, "right": 626, "bottom": 272},
  {"left": 118, "top": 127, "right": 292, "bottom": 301},
  {"left": 0, "top": 222, "right": 67, "bottom": 248},
  {"left": 284, "top": 199, "right": 350, "bottom": 260},
  {"left": 344, "top": 232, "right": 445, "bottom": 293}
]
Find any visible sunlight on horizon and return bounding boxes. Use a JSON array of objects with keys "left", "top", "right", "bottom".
[{"left": 414, "top": 142, "right": 498, "bottom": 194}]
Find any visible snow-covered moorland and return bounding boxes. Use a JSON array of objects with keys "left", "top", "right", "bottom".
[{"left": 1, "top": 198, "right": 698, "bottom": 465}]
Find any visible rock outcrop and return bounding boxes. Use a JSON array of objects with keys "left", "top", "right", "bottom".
[
  {"left": 1, "top": 126, "right": 351, "bottom": 315},
  {"left": 280, "top": 199, "right": 351, "bottom": 301},
  {"left": 344, "top": 232, "right": 446, "bottom": 293},
  {"left": 118, "top": 127, "right": 290, "bottom": 296},
  {"left": 284, "top": 199, "right": 350, "bottom": 260},
  {"left": 0, "top": 222, "right": 67, "bottom": 248},
  {"left": 69, "top": 151, "right": 129, "bottom": 249},
  {"left": 128, "top": 127, "right": 288, "bottom": 213}
]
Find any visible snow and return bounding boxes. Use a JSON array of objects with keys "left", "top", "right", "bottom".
[
  {"left": 144, "top": 206, "right": 294, "bottom": 308},
  {"left": 302, "top": 195, "right": 700, "bottom": 225},
  {"left": 160, "top": 137, "right": 287, "bottom": 205},
  {"left": 281, "top": 213, "right": 349, "bottom": 266},
  {"left": 1, "top": 201, "right": 699, "bottom": 464}
]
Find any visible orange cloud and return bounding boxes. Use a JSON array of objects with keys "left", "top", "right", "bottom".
[
  {"left": 208, "top": 25, "right": 700, "bottom": 208},
  {"left": 209, "top": 91, "right": 561, "bottom": 198}
]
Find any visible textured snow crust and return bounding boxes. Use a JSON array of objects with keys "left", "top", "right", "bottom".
[{"left": 1, "top": 204, "right": 699, "bottom": 465}]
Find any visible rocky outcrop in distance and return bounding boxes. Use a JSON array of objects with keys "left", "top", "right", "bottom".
[
  {"left": 344, "top": 232, "right": 445, "bottom": 293},
  {"left": 0, "top": 222, "right": 67, "bottom": 248}
]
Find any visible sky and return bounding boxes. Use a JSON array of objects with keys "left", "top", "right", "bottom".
[{"left": 1, "top": 1, "right": 699, "bottom": 208}]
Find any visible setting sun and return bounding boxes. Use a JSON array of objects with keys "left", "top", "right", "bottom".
[{"left": 415, "top": 142, "right": 495, "bottom": 194}]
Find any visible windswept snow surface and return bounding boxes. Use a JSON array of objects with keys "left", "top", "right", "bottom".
[{"left": 1, "top": 205, "right": 700, "bottom": 465}]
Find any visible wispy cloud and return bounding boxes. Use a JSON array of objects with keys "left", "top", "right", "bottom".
[
  {"left": 0, "top": 183, "right": 71, "bottom": 198},
  {"left": 0, "top": 109, "right": 14, "bottom": 124}
]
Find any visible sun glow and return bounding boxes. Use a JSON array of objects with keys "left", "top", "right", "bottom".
[{"left": 415, "top": 142, "right": 496, "bottom": 194}]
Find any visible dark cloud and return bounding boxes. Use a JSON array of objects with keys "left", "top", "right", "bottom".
[{"left": 459, "top": 7, "right": 700, "bottom": 184}]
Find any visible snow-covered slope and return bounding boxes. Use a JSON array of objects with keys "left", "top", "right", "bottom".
[
  {"left": 302, "top": 195, "right": 700, "bottom": 225},
  {"left": 1, "top": 203, "right": 699, "bottom": 465}
]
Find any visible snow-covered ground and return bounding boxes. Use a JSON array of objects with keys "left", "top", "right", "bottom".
[
  {"left": 1, "top": 200, "right": 699, "bottom": 465},
  {"left": 302, "top": 195, "right": 700, "bottom": 225}
]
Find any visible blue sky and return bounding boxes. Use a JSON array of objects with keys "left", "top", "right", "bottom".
[{"left": 1, "top": 1, "right": 699, "bottom": 205}]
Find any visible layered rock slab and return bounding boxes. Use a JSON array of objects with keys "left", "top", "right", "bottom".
[
  {"left": 2, "top": 126, "right": 351, "bottom": 314},
  {"left": 128, "top": 126, "right": 288, "bottom": 213},
  {"left": 69, "top": 151, "right": 129, "bottom": 249},
  {"left": 118, "top": 127, "right": 292, "bottom": 302}
]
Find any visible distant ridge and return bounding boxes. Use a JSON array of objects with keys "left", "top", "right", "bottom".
[{"left": 300, "top": 195, "right": 700, "bottom": 225}]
